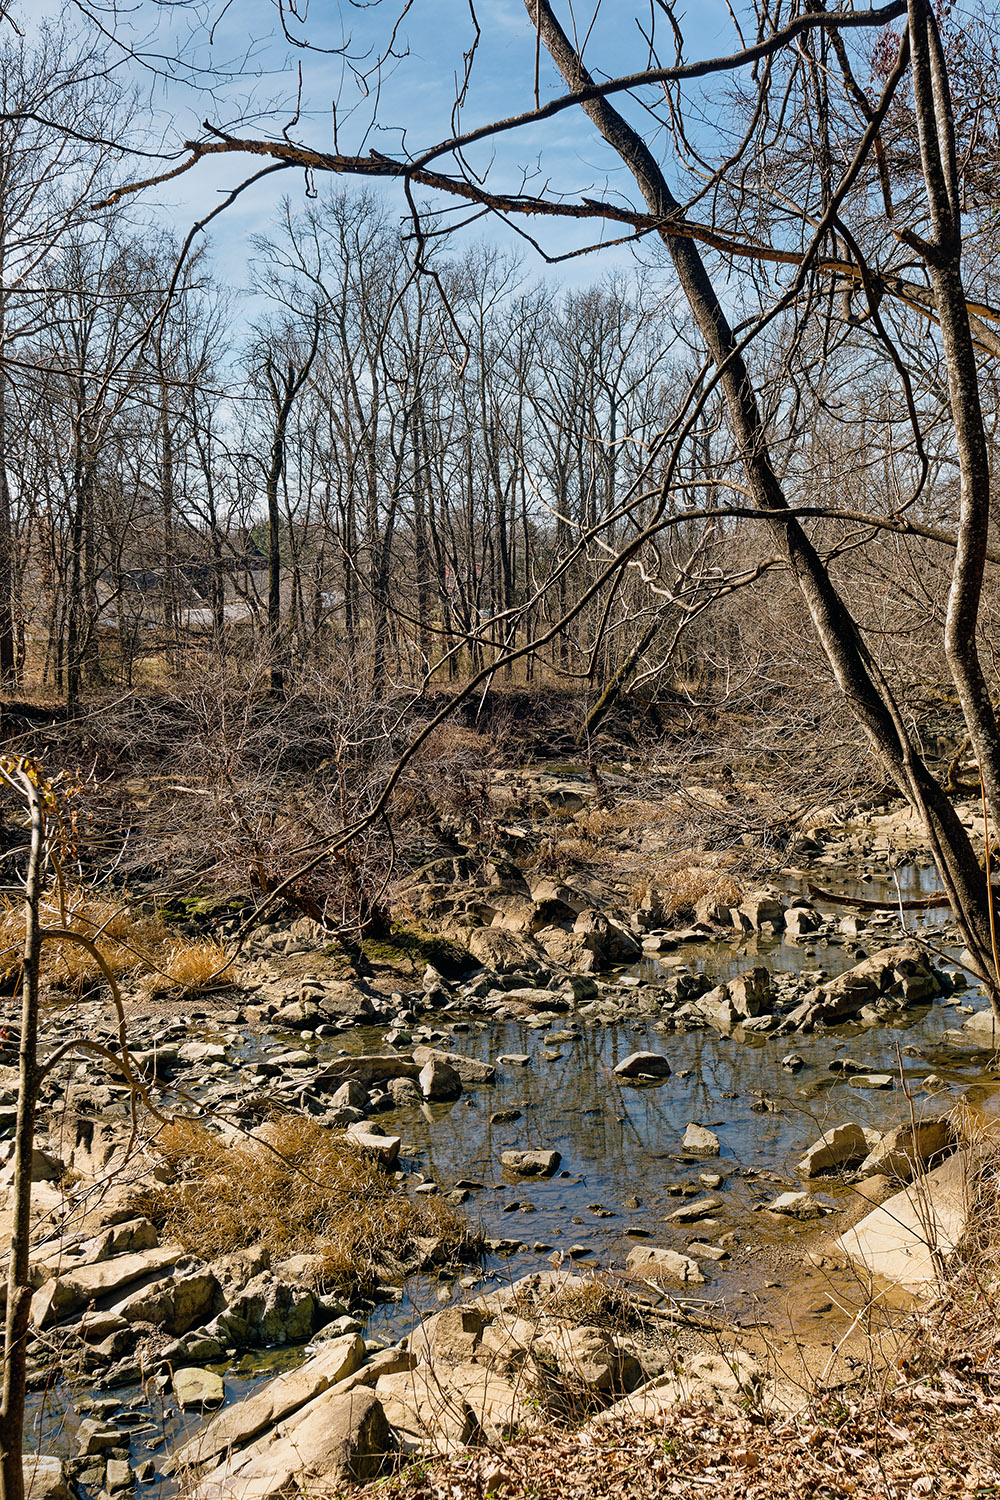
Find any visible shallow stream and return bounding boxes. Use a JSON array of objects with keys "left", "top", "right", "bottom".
[{"left": 26, "top": 860, "right": 1000, "bottom": 1491}]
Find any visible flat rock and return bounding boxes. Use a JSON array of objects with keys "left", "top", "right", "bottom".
[
  {"left": 31, "top": 1246, "right": 184, "bottom": 1326},
  {"left": 835, "top": 1151, "right": 970, "bottom": 1291},
  {"left": 173, "top": 1333, "right": 364, "bottom": 1471},
  {"left": 179, "top": 1042, "right": 227, "bottom": 1065},
  {"left": 665, "top": 1195, "right": 722, "bottom": 1223},
  {"left": 315, "top": 1054, "right": 420, "bottom": 1090},
  {"left": 767, "top": 1191, "right": 835, "bottom": 1219},
  {"left": 613, "top": 1052, "right": 671, "bottom": 1080},
  {"left": 174, "top": 1367, "right": 226, "bottom": 1410},
  {"left": 682, "top": 1123, "right": 720, "bottom": 1156},
  {"left": 193, "top": 1386, "right": 390, "bottom": 1499}
]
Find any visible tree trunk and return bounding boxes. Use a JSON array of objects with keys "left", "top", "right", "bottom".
[{"left": 0, "top": 773, "right": 43, "bottom": 1500}]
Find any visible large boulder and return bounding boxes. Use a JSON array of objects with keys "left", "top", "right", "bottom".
[
  {"left": 797, "top": 1121, "right": 882, "bottom": 1177},
  {"left": 116, "top": 1271, "right": 220, "bottom": 1335},
  {"left": 784, "top": 941, "right": 944, "bottom": 1029},
  {"left": 859, "top": 1117, "right": 956, "bottom": 1182},
  {"left": 572, "top": 910, "right": 642, "bottom": 964},
  {"left": 374, "top": 1366, "right": 474, "bottom": 1455},
  {"left": 173, "top": 1333, "right": 365, "bottom": 1472},
  {"left": 534, "top": 927, "right": 598, "bottom": 972},
  {"left": 466, "top": 927, "right": 546, "bottom": 974},
  {"left": 688, "top": 966, "right": 771, "bottom": 1032},
  {"left": 835, "top": 1151, "right": 969, "bottom": 1291},
  {"left": 533, "top": 1324, "right": 636, "bottom": 1394},
  {"left": 193, "top": 1386, "right": 390, "bottom": 1499},
  {"left": 315, "top": 981, "right": 378, "bottom": 1024},
  {"left": 210, "top": 1272, "right": 318, "bottom": 1348}
]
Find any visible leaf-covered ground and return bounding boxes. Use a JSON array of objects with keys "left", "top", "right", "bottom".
[{"left": 362, "top": 1271, "right": 1000, "bottom": 1500}]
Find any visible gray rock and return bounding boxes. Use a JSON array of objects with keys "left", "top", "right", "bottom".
[
  {"left": 681, "top": 1123, "right": 720, "bottom": 1156},
  {"left": 273, "top": 1000, "right": 321, "bottom": 1030},
  {"left": 501, "top": 1149, "right": 561, "bottom": 1177},
  {"left": 613, "top": 1052, "right": 671, "bottom": 1080}
]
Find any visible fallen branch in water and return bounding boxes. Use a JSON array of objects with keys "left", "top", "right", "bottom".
[{"left": 806, "top": 881, "right": 949, "bottom": 911}]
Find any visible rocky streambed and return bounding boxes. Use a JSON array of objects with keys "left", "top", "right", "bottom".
[{"left": 12, "top": 844, "right": 1000, "bottom": 1500}]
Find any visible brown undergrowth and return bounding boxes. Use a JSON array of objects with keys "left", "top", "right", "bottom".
[
  {"left": 0, "top": 886, "right": 232, "bottom": 996},
  {"left": 138, "top": 1117, "right": 484, "bottom": 1300}
]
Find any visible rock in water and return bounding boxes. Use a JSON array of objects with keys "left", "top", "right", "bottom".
[
  {"left": 613, "top": 1051, "right": 672, "bottom": 1080},
  {"left": 173, "top": 1367, "right": 226, "bottom": 1410},
  {"left": 501, "top": 1149, "right": 561, "bottom": 1177},
  {"left": 682, "top": 1123, "right": 720, "bottom": 1156}
]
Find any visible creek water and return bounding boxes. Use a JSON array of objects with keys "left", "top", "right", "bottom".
[{"left": 25, "top": 861, "right": 1000, "bottom": 1492}]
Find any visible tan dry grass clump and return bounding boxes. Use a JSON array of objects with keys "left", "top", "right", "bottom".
[
  {"left": 0, "top": 887, "right": 233, "bottom": 997},
  {"left": 513, "top": 1271, "right": 660, "bottom": 1337},
  {"left": 142, "top": 1117, "right": 483, "bottom": 1298}
]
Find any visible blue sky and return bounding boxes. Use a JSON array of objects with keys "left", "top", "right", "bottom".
[{"left": 102, "top": 0, "right": 740, "bottom": 294}]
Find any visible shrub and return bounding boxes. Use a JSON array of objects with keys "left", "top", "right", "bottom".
[{"left": 141, "top": 1117, "right": 483, "bottom": 1298}]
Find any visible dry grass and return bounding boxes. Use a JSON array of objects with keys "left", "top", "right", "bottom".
[
  {"left": 512, "top": 1271, "right": 660, "bottom": 1338},
  {"left": 139, "top": 1117, "right": 483, "bottom": 1299},
  {"left": 632, "top": 866, "right": 743, "bottom": 921},
  {"left": 0, "top": 886, "right": 234, "bottom": 997}
]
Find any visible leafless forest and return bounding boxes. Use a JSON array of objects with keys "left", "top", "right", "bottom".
[{"left": 4, "top": 4, "right": 1000, "bottom": 1494}]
